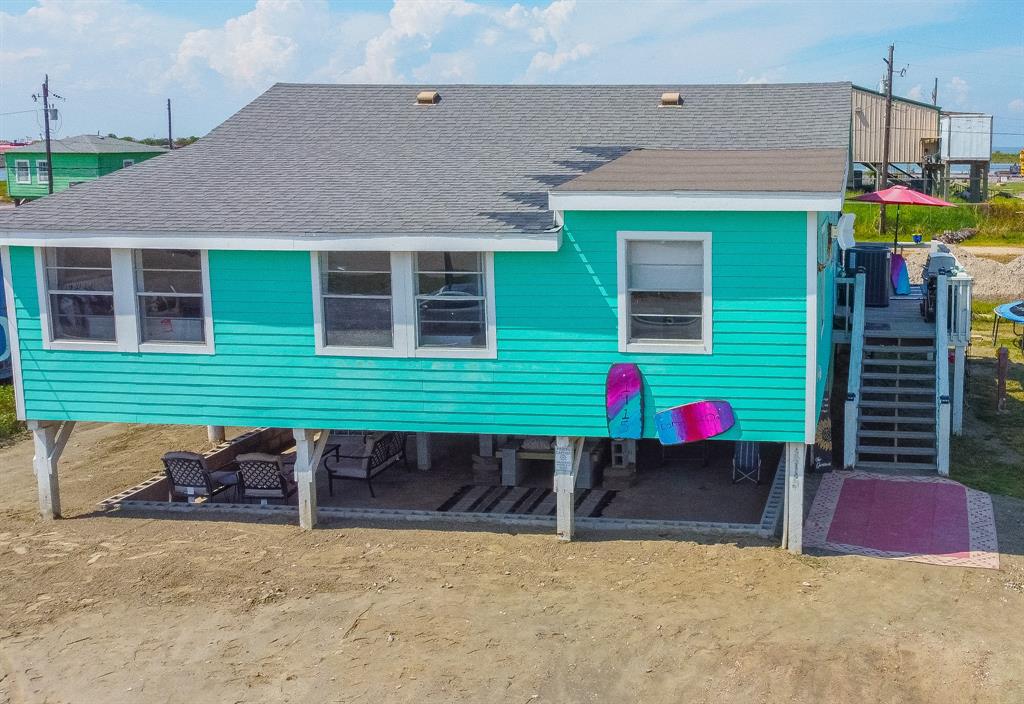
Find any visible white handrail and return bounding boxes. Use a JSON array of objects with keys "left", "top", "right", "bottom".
[
  {"left": 843, "top": 271, "right": 867, "bottom": 470},
  {"left": 934, "top": 272, "right": 951, "bottom": 477},
  {"left": 947, "top": 272, "right": 973, "bottom": 347}
]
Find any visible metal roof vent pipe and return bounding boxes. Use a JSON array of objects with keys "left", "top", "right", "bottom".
[
  {"left": 416, "top": 90, "right": 441, "bottom": 105},
  {"left": 659, "top": 92, "right": 683, "bottom": 107}
]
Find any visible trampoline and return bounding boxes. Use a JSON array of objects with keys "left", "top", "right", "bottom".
[{"left": 992, "top": 301, "right": 1024, "bottom": 352}]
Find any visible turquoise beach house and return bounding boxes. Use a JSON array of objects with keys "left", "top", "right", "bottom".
[{"left": 0, "top": 83, "right": 854, "bottom": 551}]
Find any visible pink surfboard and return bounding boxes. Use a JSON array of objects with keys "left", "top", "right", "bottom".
[
  {"left": 655, "top": 400, "right": 735, "bottom": 445},
  {"left": 606, "top": 363, "right": 643, "bottom": 439}
]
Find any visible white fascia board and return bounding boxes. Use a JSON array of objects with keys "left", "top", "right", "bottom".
[
  {"left": 548, "top": 191, "right": 844, "bottom": 213},
  {"left": 0, "top": 229, "right": 563, "bottom": 253}
]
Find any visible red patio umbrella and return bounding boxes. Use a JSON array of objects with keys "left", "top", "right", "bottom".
[{"left": 853, "top": 185, "right": 956, "bottom": 252}]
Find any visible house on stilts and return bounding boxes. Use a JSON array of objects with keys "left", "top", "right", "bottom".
[{"left": 0, "top": 83, "right": 971, "bottom": 553}]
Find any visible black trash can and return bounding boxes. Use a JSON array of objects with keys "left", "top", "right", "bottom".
[{"left": 847, "top": 245, "right": 891, "bottom": 308}]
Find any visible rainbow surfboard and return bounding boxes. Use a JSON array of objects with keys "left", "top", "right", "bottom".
[
  {"left": 655, "top": 400, "right": 735, "bottom": 445},
  {"left": 606, "top": 363, "right": 644, "bottom": 439}
]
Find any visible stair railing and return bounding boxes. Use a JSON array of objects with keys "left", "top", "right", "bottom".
[
  {"left": 934, "top": 271, "right": 951, "bottom": 476},
  {"left": 833, "top": 274, "right": 856, "bottom": 342},
  {"left": 843, "top": 270, "right": 867, "bottom": 470}
]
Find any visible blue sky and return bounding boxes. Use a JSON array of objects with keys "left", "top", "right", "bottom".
[{"left": 2, "top": 0, "right": 1022, "bottom": 149}]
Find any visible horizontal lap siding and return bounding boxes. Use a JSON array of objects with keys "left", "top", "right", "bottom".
[{"left": 9, "top": 210, "right": 807, "bottom": 440}]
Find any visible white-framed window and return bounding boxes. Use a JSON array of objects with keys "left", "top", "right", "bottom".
[
  {"left": 616, "top": 231, "right": 712, "bottom": 354},
  {"left": 122, "top": 159, "right": 135, "bottom": 168},
  {"left": 35, "top": 247, "right": 214, "bottom": 354},
  {"left": 36, "top": 160, "right": 50, "bottom": 184},
  {"left": 311, "top": 251, "right": 496, "bottom": 359},
  {"left": 14, "top": 160, "right": 30, "bottom": 184}
]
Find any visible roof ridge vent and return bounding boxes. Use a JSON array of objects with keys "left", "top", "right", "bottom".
[
  {"left": 416, "top": 90, "right": 441, "bottom": 105},
  {"left": 659, "top": 91, "right": 683, "bottom": 108}
]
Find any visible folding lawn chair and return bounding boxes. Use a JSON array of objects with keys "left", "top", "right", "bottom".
[{"left": 732, "top": 441, "right": 762, "bottom": 484}]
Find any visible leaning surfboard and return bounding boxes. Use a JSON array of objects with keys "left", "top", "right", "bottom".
[
  {"left": 655, "top": 400, "right": 735, "bottom": 445},
  {"left": 606, "top": 363, "right": 644, "bottom": 439}
]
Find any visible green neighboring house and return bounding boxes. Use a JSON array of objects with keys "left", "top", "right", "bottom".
[
  {"left": 4, "top": 135, "right": 166, "bottom": 203},
  {"left": 0, "top": 83, "right": 858, "bottom": 551}
]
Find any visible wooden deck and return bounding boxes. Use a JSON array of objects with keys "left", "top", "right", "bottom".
[{"left": 863, "top": 288, "right": 935, "bottom": 339}]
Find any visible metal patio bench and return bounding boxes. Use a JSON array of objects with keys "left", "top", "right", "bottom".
[
  {"left": 323, "top": 431, "right": 410, "bottom": 498},
  {"left": 236, "top": 452, "right": 297, "bottom": 505},
  {"left": 161, "top": 451, "right": 240, "bottom": 502}
]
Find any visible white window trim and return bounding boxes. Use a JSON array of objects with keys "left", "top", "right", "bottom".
[
  {"left": 35, "top": 247, "right": 214, "bottom": 354},
  {"left": 311, "top": 251, "right": 497, "bottom": 360},
  {"left": 14, "top": 160, "right": 31, "bottom": 184},
  {"left": 36, "top": 160, "right": 49, "bottom": 184},
  {"left": 616, "top": 231, "right": 712, "bottom": 355},
  {"left": 122, "top": 159, "right": 135, "bottom": 168}
]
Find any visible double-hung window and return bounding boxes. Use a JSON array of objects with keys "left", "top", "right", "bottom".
[
  {"left": 319, "top": 252, "right": 395, "bottom": 350},
  {"left": 313, "top": 251, "right": 495, "bottom": 358},
  {"left": 37, "top": 247, "right": 213, "bottom": 353},
  {"left": 36, "top": 160, "right": 50, "bottom": 184},
  {"left": 617, "top": 232, "right": 712, "bottom": 354},
  {"left": 44, "top": 248, "right": 117, "bottom": 342},
  {"left": 14, "top": 160, "right": 30, "bottom": 184},
  {"left": 134, "top": 250, "right": 207, "bottom": 344}
]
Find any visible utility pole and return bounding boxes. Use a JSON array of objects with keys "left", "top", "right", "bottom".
[
  {"left": 42, "top": 74, "right": 54, "bottom": 195},
  {"left": 167, "top": 98, "right": 174, "bottom": 150},
  {"left": 932, "top": 77, "right": 938, "bottom": 106},
  {"left": 879, "top": 44, "right": 895, "bottom": 233}
]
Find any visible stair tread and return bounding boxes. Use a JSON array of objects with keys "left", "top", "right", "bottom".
[
  {"left": 858, "top": 445, "right": 937, "bottom": 456},
  {"left": 862, "top": 372, "right": 935, "bottom": 381},
  {"left": 860, "top": 385, "right": 934, "bottom": 394},
  {"left": 862, "top": 359, "right": 934, "bottom": 367},
  {"left": 858, "top": 430, "right": 936, "bottom": 439},
  {"left": 856, "top": 460, "right": 938, "bottom": 470},
  {"left": 860, "top": 400, "right": 935, "bottom": 409},
  {"left": 864, "top": 345, "right": 934, "bottom": 353}
]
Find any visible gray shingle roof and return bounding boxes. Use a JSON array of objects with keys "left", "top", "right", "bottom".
[
  {"left": 0, "top": 83, "right": 852, "bottom": 235},
  {"left": 553, "top": 148, "right": 849, "bottom": 193},
  {"left": 6, "top": 134, "right": 168, "bottom": 155}
]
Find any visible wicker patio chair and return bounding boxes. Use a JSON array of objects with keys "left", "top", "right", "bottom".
[
  {"left": 732, "top": 441, "right": 762, "bottom": 484},
  {"left": 236, "top": 452, "right": 297, "bottom": 505},
  {"left": 323, "top": 432, "right": 409, "bottom": 498},
  {"left": 161, "top": 451, "right": 239, "bottom": 502}
]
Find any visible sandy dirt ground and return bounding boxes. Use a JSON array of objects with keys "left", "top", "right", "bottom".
[{"left": 1, "top": 423, "right": 1024, "bottom": 703}]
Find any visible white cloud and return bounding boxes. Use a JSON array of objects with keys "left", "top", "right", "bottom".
[
  {"left": 906, "top": 84, "right": 924, "bottom": 101},
  {"left": 1010, "top": 98, "right": 1024, "bottom": 113},
  {"left": 527, "top": 42, "right": 593, "bottom": 74},
  {"left": 946, "top": 76, "right": 970, "bottom": 107},
  {"left": 344, "top": 0, "right": 480, "bottom": 82},
  {"left": 168, "top": 0, "right": 330, "bottom": 87}
]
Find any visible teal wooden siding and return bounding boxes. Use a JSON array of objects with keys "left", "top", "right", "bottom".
[
  {"left": 8, "top": 210, "right": 810, "bottom": 441},
  {"left": 815, "top": 211, "right": 839, "bottom": 422}
]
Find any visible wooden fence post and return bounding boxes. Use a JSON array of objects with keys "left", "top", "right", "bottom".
[{"left": 996, "top": 347, "right": 1009, "bottom": 412}]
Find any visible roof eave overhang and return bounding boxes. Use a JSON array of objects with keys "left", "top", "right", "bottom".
[
  {"left": 548, "top": 190, "right": 845, "bottom": 213},
  {"left": 0, "top": 229, "right": 563, "bottom": 252}
]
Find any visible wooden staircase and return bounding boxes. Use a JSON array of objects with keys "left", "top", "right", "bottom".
[{"left": 854, "top": 335, "right": 938, "bottom": 472}]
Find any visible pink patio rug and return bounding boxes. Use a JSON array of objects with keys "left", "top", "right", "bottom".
[{"left": 804, "top": 471, "right": 999, "bottom": 569}]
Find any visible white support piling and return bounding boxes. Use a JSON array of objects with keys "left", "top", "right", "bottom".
[
  {"left": 207, "top": 425, "right": 226, "bottom": 444},
  {"left": 28, "top": 420, "right": 76, "bottom": 520},
  {"left": 293, "top": 428, "right": 330, "bottom": 530},
  {"left": 952, "top": 346, "right": 966, "bottom": 436},
  {"left": 554, "top": 436, "right": 584, "bottom": 541},
  {"left": 416, "top": 433, "right": 432, "bottom": 471},
  {"left": 784, "top": 442, "right": 806, "bottom": 554}
]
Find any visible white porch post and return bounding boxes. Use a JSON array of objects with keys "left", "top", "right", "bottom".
[
  {"left": 952, "top": 346, "right": 966, "bottom": 435},
  {"left": 416, "top": 433, "right": 432, "bottom": 471},
  {"left": 554, "top": 436, "right": 584, "bottom": 542},
  {"left": 292, "top": 428, "right": 330, "bottom": 530},
  {"left": 28, "top": 420, "right": 76, "bottom": 521},
  {"left": 207, "top": 425, "right": 226, "bottom": 444},
  {"left": 784, "top": 442, "right": 806, "bottom": 554}
]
